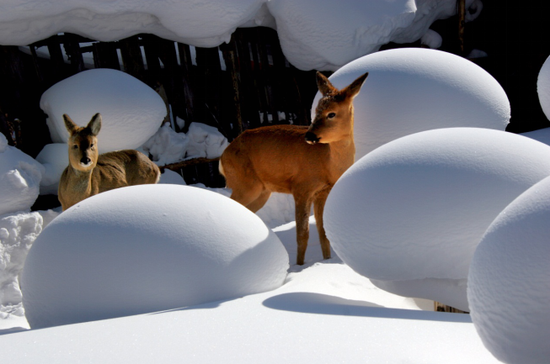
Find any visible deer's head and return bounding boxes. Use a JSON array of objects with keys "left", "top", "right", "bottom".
[
  {"left": 63, "top": 113, "right": 102, "bottom": 172},
  {"left": 306, "top": 72, "right": 368, "bottom": 145}
]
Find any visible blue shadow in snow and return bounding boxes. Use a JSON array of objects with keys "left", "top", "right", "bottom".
[{"left": 262, "top": 292, "right": 472, "bottom": 323}]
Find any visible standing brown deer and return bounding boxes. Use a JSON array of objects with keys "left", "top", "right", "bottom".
[
  {"left": 219, "top": 71, "right": 368, "bottom": 265},
  {"left": 58, "top": 113, "right": 161, "bottom": 211}
]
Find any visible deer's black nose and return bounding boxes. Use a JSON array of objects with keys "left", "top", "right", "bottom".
[
  {"left": 80, "top": 157, "right": 91, "bottom": 165},
  {"left": 305, "top": 131, "right": 320, "bottom": 144}
]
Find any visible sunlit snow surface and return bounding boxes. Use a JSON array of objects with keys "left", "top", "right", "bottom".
[
  {"left": 468, "top": 175, "right": 550, "bottom": 364},
  {"left": 21, "top": 185, "right": 288, "bottom": 329},
  {"left": 0, "top": 0, "right": 481, "bottom": 70},
  {"left": 40, "top": 69, "right": 166, "bottom": 153},
  {"left": 325, "top": 128, "right": 550, "bottom": 311}
]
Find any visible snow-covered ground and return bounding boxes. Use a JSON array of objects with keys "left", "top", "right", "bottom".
[
  {"left": 0, "top": 184, "right": 501, "bottom": 363},
  {"left": 1, "top": 2, "right": 550, "bottom": 361}
]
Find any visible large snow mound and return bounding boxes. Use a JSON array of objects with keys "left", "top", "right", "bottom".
[
  {"left": 537, "top": 54, "right": 550, "bottom": 122},
  {"left": 22, "top": 184, "right": 288, "bottom": 329},
  {"left": 325, "top": 128, "right": 550, "bottom": 311},
  {"left": 2, "top": 1, "right": 481, "bottom": 70},
  {"left": 312, "top": 48, "right": 510, "bottom": 160},
  {"left": 468, "top": 176, "right": 550, "bottom": 364},
  {"left": 0, "top": 134, "right": 44, "bottom": 215},
  {"left": 40, "top": 68, "right": 166, "bottom": 153}
]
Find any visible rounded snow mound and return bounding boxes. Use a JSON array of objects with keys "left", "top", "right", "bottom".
[
  {"left": 325, "top": 128, "right": 550, "bottom": 310},
  {"left": 312, "top": 48, "right": 510, "bottom": 160},
  {"left": 468, "top": 175, "right": 550, "bottom": 364},
  {"left": 0, "top": 134, "right": 44, "bottom": 215},
  {"left": 40, "top": 68, "right": 166, "bottom": 153},
  {"left": 537, "top": 54, "right": 550, "bottom": 122},
  {"left": 22, "top": 184, "right": 288, "bottom": 329},
  {"left": 35, "top": 143, "right": 68, "bottom": 195}
]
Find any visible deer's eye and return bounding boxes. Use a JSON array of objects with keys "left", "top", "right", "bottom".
[
  {"left": 327, "top": 112, "right": 336, "bottom": 119},
  {"left": 72, "top": 144, "right": 79, "bottom": 149}
]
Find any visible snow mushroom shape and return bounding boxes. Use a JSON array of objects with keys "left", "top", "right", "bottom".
[
  {"left": 324, "top": 128, "right": 550, "bottom": 310},
  {"left": 22, "top": 184, "right": 288, "bottom": 329},
  {"left": 312, "top": 48, "right": 510, "bottom": 160},
  {"left": 40, "top": 68, "right": 166, "bottom": 153},
  {"left": 468, "top": 175, "right": 550, "bottom": 364},
  {"left": 537, "top": 54, "right": 550, "bottom": 122}
]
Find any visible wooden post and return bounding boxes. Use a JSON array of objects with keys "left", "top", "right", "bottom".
[
  {"left": 434, "top": 301, "right": 468, "bottom": 314},
  {"left": 176, "top": 43, "right": 196, "bottom": 128},
  {"left": 220, "top": 38, "right": 243, "bottom": 138},
  {"left": 119, "top": 35, "right": 145, "bottom": 79},
  {"left": 458, "top": 0, "right": 466, "bottom": 54},
  {"left": 63, "top": 34, "right": 86, "bottom": 73},
  {"left": 92, "top": 42, "right": 120, "bottom": 70}
]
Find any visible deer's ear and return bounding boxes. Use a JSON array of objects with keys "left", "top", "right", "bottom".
[
  {"left": 63, "top": 114, "right": 78, "bottom": 135},
  {"left": 342, "top": 72, "right": 369, "bottom": 100},
  {"left": 87, "top": 113, "right": 102, "bottom": 136},
  {"left": 316, "top": 72, "right": 337, "bottom": 96}
]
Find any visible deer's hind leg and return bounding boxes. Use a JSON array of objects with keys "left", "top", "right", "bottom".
[
  {"left": 221, "top": 155, "right": 267, "bottom": 212},
  {"left": 246, "top": 190, "right": 271, "bottom": 213}
]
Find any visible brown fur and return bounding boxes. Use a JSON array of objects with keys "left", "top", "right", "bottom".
[
  {"left": 220, "top": 71, "right": 368, "bottom": 265},
  {"left": 58, "top": 113, "right": 161, "bottom": 211}
]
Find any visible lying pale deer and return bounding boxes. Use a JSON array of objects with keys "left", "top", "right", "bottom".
[
  {"left": 58, "top": 113, "right": 161, "bottom": 211},
  {"left": 220, "top": 71, "right": 368, "bottom": 265}
]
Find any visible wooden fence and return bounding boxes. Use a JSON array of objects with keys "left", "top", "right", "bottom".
[{"left": 0, "top": 28, "right": 319, "bottom": 190}]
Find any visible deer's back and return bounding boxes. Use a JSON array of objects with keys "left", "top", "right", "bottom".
[
  {"left": 222, "top": 125, "right": 337, "bottom": 193},
  {"left": 96, "top": 150, "right": 160, "bottom": 191}
]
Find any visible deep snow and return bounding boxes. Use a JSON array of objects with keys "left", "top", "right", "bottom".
[
  {"left": 40, "top": 68, "right": 167, "bottom": 153},
  {"left": 22, "top": 185, "right": 289, "bottom": 329},
  {"left": 0, "top": 0, "right": 482, "bottom": 70},
  {"left": 468, "top": 175, "right": 550, "bottom": 363},
  {"left": 325, "top": 127, "right": 550, "bottom": 311},
  {"left": 2, "top": 32, "right": 550, "bottom": 364}
]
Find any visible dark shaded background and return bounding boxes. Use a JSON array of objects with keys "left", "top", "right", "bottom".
[{"left": 454, "top": 0, "right": 550, "bottom": 132}]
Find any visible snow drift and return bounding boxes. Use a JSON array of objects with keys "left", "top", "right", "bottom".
[
  {"left": 22, "top": 184, "right": 288, "bottom": 329},
  {"left": 40, "top": 68, "right": 166, "bottom": 153},
  {"left": 0, "top": 212, "right": 43, "bottom": 310},
  {"left": 1, "top": 0, "right": 482, "bottom": 70},
  {"left": 0, "top": 134, "right": 44, "bottom": 215},
  {"left": 324, "top": 128, "right": 550, "bottom": 311},
  {"left": 312, "top": 48, "right": 510, "bottom": 160},
  {"left": 468, "top": 175, "right": 550, "bottom": 364}
]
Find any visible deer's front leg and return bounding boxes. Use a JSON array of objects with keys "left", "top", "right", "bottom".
[
  {"left": 314, "top": 188, "right": 331, "bottom": 260},
  {"left": 294, "top": 194, "right": 313, "bottom": 265}
]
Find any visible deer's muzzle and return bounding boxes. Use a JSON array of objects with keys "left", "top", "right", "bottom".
[{"left": 305, "top": 131, "right": 320, "bottom": 145}]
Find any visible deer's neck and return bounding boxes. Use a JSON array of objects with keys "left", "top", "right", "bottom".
[
  {"left": 330, "top": 135, "right": 355, "bottom": 164},
  {"left": 331, "top": 111, "right": 355, "bottom": 170},
  {"left": 69, "top": 166, "right": 95, "bottom": 197},
  {"left": 327, "top": 130, "right": 355, "bottom": 183}
]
